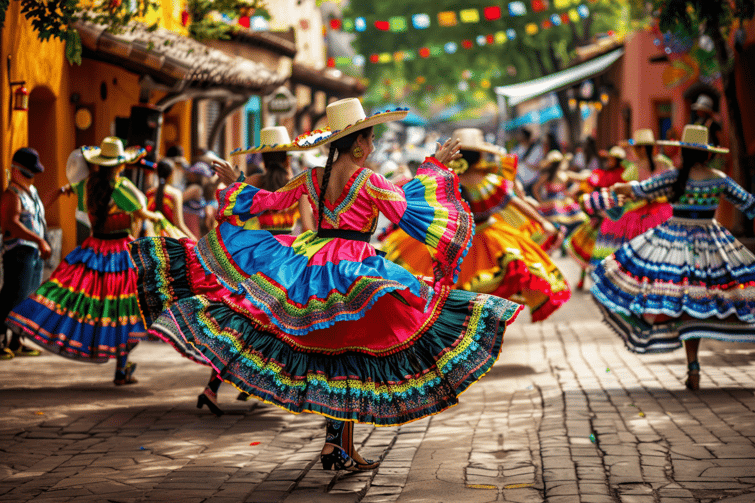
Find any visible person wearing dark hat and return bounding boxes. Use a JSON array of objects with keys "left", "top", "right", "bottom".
[{"left": 0, "top": 148, "right": 50, "bottom": 359}]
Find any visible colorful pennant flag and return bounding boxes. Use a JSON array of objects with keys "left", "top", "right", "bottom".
[{"left": 412, "top": 13, "right": 431, "bottom": 29}]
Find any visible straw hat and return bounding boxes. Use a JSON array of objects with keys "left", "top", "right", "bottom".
[
  {"left": 232, "top": 126, "right": 300, "bottom": 155},
  {"left": 599, "top": 146, "right": 627, "bottom": 160},
  {"left": 540, "top": 150, "right": 565, "bottom": 168},
  {"left": 452, "top": 128, "right": 504, "bottom": 155},
  {"left": 691, "top": 94, "right": 714, "bottom": 113},
  {"left": 81, "top": 137, "right": 146, "bottom": 166},
  {"left": 657, "top": 124, "right": 729, "bottom": 154},
  {"left": 293, "top": 98, "right": 408, "bottom": 148},
  {"left": 626, "top": 129, "right": 656, "bottom": 146}
]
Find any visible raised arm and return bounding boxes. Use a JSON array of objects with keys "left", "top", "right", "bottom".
[{"left": 216, "top": 172, "right": 308, "bottom": 226}]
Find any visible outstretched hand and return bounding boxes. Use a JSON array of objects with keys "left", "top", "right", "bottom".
[
  {"left": 434, "top": 138, "right": 462, "bottom": 165},
  {"left": 212, "top": 159, "right": 239, "bottom": 186}
]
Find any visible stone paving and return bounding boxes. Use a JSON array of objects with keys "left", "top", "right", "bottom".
[{"left": 2, "top": 265, "right": 755, "bottom": 502}]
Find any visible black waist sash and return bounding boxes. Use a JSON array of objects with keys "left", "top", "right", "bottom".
[
  {"left": 93, "top": 232, "right": 130, "bottom": 240},
  {"left": 672, "top": 208, "right": 715, "bottom": 219},
  {"left": 317, "top": 229, "right": 373, "bottom": 242}
]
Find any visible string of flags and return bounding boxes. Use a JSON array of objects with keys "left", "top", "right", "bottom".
[
  {"left": 327, "top": 1, "right": 591, "bottom": 32},
  {"left": 326, "top": 4, "right": 591, "bottom": 68}
]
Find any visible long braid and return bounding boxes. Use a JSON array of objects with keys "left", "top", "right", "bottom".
[
  {"left": 317, "top": 144, "right": 337, "bottom": 234},
  {"left": 644, "top": 145, "right": 657, "bottom": 173}
]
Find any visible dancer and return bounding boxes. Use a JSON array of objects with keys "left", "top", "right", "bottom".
[
  {"left": 382, "top": 128, "right": 569, "bottom": 322},
  {"left": 592, "top": 125, "right": 755, "bottom": 390},
  {"left": 146, "top": 159, "right": 198, "bottom": 240},
  {"left": 194, "top": 126, "right": 316, "bottom": 416},
  {"left": 590, "top": 129, "right": 673, "bottom": 267},
  {"left": 6, "top": 137, "right": 162, "bottom": 385},
  {"left": 532, "top": 150, "right": 587, "bottom": 237},
  {"left": 565, "top": 146, "right": 626, "bottom": 289},
  {"left": 129, "top": 99, "right": 521, "bottom": 471}
]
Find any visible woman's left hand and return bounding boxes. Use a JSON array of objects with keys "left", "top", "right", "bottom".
[
  {"left": 212, "top": 159, "right": 239, "bottom": 186},
  {"left": 434, "top": 137, "right": 462, "bottom": 165}
]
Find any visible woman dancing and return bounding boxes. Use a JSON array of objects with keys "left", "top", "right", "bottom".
[
  {"left": 129, "top": 99, "right": 521, "bottom": 471},
  {"left": 6, "top": 137, "right": 162, "bottom": 384},
  {"left": 592, "top": 125, "right": 755, "bottom": 390}
]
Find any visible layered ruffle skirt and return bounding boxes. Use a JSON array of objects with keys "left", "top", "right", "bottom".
[
  {"left": 539, "top": 198, "right": 587, "bottom": 236},
  {"left": 592, "top": 216, "right": 755, "bottom": 353},
  {"left": 565, "top": 217, "right": 602, "bottom": 269},
  {"left": 131, "top": 237, "right": 522, "bottom": 426},
  {"left": 591, "top": 199, "right": 672, "bottom": 267},
  {"left": 382, "top": 218, "right": 570, "bottom": 322},
  {"left": 6, "top": 236, "right": 145, "bottom": 362}
]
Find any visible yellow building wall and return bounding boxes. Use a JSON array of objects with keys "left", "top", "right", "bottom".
[{"left": 1, "top": 4, "right": 77, "bottom": 256}]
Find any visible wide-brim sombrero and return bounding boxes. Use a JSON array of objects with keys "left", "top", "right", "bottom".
[
  {"left": 82, "top": 137, "right": 146, "bottom": 167},
  {"left": 293, "top": 99, "right": 409, "bottom": 149},
  {"left": 656, "top": 124, "right": 729, "bottom": 154},
  {"left": 232, "top": 126, "right": 307, "bottom": 155},
  {"left": 453, "top": 128, "right": 505, "bottom": 155}
]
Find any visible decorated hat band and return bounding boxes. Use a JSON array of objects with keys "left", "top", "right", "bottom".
[
  {"left": 81, "top": 137, "right": 146, "bottom": 167},
  {"left": 656, "top": 124, "right": 728, "bottom": 154},
  {"left": 232, "top": 126, "right": 304, "bottom": 155}
]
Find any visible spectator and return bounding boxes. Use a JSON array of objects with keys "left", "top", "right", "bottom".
[{"left": 0, "top": 148, "right": 49, "bottom": 359}]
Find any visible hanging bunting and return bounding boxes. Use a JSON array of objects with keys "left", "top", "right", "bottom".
[
  {"left": 508, "top": 2, "right": 527, "bottom": 16},
  {"left": 374, "top": 20, "right": 390, "bottom": 31},
  {"left": 568, "top": 8, "right": 580, "bottom": 22},
  {"left": 355, "top": 17, "right": 366, "bottom": 31},
  {"left": 419, "top": 47, "right": 431, "bottom": 58},
  {"left": 329, "top": 18, "right": 341, "bottom": 30},
  {"left": 525, "top": 23, "right": 539, "bottom": 35},
  {"left": 438, "top": 11, "right": 458, "bottom": 26},
  {"left": 484, "top": 6, "right": 502, "bottom": 20},
  {"left": 412, "top": 13, "right": 431, "bottom": 29},
  {"left": 578, "top": 5, "right": 590, "bottom": 18},
  {"left": 507, "top": 28, "right": 517, "bottom": 40},
  {"left": 460, "top": 8, "right": 480, "bottom": 23},
  {"left": 352, "top": 54, "right": 365, "bottom": 66},
  {"left": 476, "top": 35, "right": 487, "bottom": 46},
  {"left": 495, "top": 31, "right": 507, "bottom": 44},
  {"left": 389, "top": 16, "right": 408, "bottom": 32},
  {"left": 532, "top": 0, "right": 546, "bottom": 12},
  {"left": 342, "top": 18, "right": 354, "bottom": 31},
  {"left": 445, "top": 42, "right": 458, "bottom": 53},
  {"left": 378, "top": 53, "right": 392, "bottom": 63},
  {"left": 553, "top": 0, "right": 570, "bottom": 8},
  {"left": 550, "top": 14, "right": 562, "bottom": 26},
  {"left": 462, "top": 39, "right": 473, "bottom": 49}
]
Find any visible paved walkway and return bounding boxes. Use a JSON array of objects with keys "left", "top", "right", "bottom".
[{"left": 2, "top": 264, "right": 755, "bottom": 502}]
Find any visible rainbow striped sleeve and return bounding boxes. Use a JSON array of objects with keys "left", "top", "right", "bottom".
[
  {"left": 376, "top": 157, "right": 473, "bottom": 286},
  {"left": 217, "top": 172, "right": 307, "bottom": 227}
]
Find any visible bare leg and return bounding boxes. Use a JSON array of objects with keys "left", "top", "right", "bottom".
[
  {"left": 321, "top": 420, "right": 379, "bottom": 471},
  {"left": 683, "top": 338, "right": 701, "bottom": 390}
]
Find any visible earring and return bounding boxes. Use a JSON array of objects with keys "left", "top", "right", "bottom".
[{"left": 352, "top": 146, "right": 364, "bottom": 159}]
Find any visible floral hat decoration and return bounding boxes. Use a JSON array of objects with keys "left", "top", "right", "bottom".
[
  {"left": 657, "top": 124, "right": 728, "bottom": 154},
  {"left": 81, "top": 136, "right": 146, "bottom": 167},
  {"left": 292, "top": 98, "right": 409, "bottom": 149},
  {"left": 232, "top": 126, "right": 304, "bottom": 155}
]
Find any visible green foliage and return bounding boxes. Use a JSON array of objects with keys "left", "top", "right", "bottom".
[
  {"left": 344, "top": 0, "right": 630, "bottom": 113},
  {"left": 185, "top": 0, "right": 267, "bottom": 41},
  {"left": 2, "top": 0, "right": 162, "bottom": 64}
]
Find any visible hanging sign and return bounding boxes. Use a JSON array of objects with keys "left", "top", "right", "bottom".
[{"left": 265, "top": 86, "right": 296, "bottom": 118}]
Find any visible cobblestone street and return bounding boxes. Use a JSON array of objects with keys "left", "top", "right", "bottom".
[{"left": 2, "top": 261, "right": 755, "bottom": 503}]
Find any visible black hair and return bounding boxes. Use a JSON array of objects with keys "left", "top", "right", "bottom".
[
  {"left": 459, "top": 149, "right": 481, "bottom": 167},
  {"left": 317, "top": 127, "right": 372, "bottom": 234},
  {"left": 520, "top": 128, "right": 532, "bottom": 141},
  {"left": 545, "top": 160, "right": 561, "bottom": 182},
  {"left": 644, "top": 145, "right": 657, "bottom": 173},
  {"left": 669, "top": 148, "right": 710, "bottom": 203},
  {"left": 584, "top": 137, "right": 598, "bottom": 168},
  {"left": 154, "top": 160, "right": 173, "bottom": 214},
  {"left": 545, "top": 132, "right": 561, "bottom": 153},
  {"left": 261, "top": 151, "right": 289, "bottom": 192},
  {"left": 86, "top": 165, "right": 119, "bottom": 232}
]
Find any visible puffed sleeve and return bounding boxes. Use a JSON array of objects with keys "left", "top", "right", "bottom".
[
  {"left": 367, "top": 157, "right": 474, "bottom": 287},
  {"left": 216, "top": 171, "right": 307, "bottom": 228},
  {"left": 722, "top": 177, "right": 755, "bottom": 219},
  {"left": 112, "top": 178, "right": 145, "bottom": 212},
  {"left": 630, "top": 169, "right": 678, "bottom": 200}
]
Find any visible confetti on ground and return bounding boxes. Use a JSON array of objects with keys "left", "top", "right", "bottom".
[
  {"left": 504, "top": 483, "right": 534, "bottom": 489},
  {"left": 35, "top": 412, "right": 44, "bottom": 415},
  {"left": 589, "top": 433, "right": 596, "bottom": 443},
  {"left": 250, "top": 442, "right": 260, "bottom": 446},
  {"left": 606, "top": 368, "right": 610, "bottom": 372},
  {"left": 639, "top": 412, "right": 645, "bottom": 417},
  {"left": 140, "top": 447, "right": 146, "bottom": 450},
  {"left": 468, "top": 484, "right": 497, "bottom": 490}
]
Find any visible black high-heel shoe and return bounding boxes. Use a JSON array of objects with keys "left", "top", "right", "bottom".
[
  {"left": 320, "top": 444, "right": 380, "bottom": 472},
  {"left": 197, "top": 389, "right": 224, "bottom": 416},
  {"left": 114, "top": 362, "right": 138, "bottom": 385},
  {"left": 685, "top": 361, "right": 700, "bottom": 391}
]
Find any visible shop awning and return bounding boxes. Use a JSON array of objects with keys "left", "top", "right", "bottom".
[
  {"left": 75, "top": 21, "right": 287, "bottom": 94},
  {"left": 494, "top": 48, "right": 624, "bottom": 106},
  {"left": 290, "top": 63, "right": 365, "bottom": 97}
]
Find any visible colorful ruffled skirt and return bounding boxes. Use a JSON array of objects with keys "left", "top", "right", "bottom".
[
  {"left": 565, "top": 217, "right": 602, "bottom": 269},
  {"left": 382, "top": 219, "right": 570, "bottom": 322},
  {"left": 539, "top": 198, "right": 587, "bottom": 236},
  {"left": 590, "top": 200, "right": 672, "bottom": 267},
  {"left": 130, "top": 237, "right": 522, "bottom": 426},
  {"left": 496, "top": 206, "right": 563, "bottom": 254},
  {"left": 592, "top": 216, "right": 755, "bottom": 353},
  {"left": 6, "top": 236, "right": 145, "bottom": 363}
]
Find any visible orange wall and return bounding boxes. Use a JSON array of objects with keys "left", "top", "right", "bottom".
[{"left": 1, "top": 4, "right": 77, "bottom": 255}]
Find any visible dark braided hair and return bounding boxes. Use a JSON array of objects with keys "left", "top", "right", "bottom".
[
  {"left": 316, "top": 127, "right": 372, "bottom": 234},
  {"left": 644, "top": 145, "right": 657, "bottom": 174},
  {"left": 261, "top": 151, "right": 289, "bottom": 192},
  {"left": 669, "top": 148, "right": 710, "bottom": 203},
  {"left": 86, "top": 165, "right": 119, "bottom": 232},
  {"left": 545, "top": 159, "right": 561, "bottom": 182},
  {"left": 153, "top": 160, "right": 173, "bottom": 215},
  {"left": 459, "top": 149, "right": 481, "bottom": 167}
]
